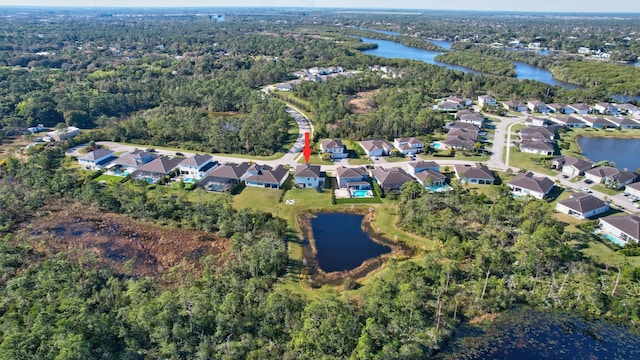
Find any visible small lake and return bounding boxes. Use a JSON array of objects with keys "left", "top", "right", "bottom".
[
  {"left": 578, "top": 137, "right": 640, "bottom": 171},
  {"left": 310, "top": 212, "right": 390, "bottom": 273},
  {"left": 439, "top": 308, "right": 640, "bottom": 359},
  {"left": 361, "top": 37, "right": 576, "bottom": 89}
]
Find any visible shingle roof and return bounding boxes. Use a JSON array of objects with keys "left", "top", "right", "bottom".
[
  {"left": 79, "top": 148, "right": 114, "bottom": 161},
  {"left": 370, "top": 167, "right": 415, "bottom": 191},
  {"left": 601, "top": 215, "right": 640, "bottom": 241},
  {"left": 295, "top": 164, "right": 322, "bottom": 178},
  {"left": 586, "top": 166, "right": 620, "bottom": 179},
  {"left": 179, "top": 154, "right": 212, "bottom": 168},
  {"left": 508, "top": 171, "right": 554, "bottom": 194},
  {"left": 558, "top": 193, "right": 608, "bottom": 214},
  {"left": 245, "top": 165, "right": 289, "bottom": 184},
  {"left": 552, "top": 155, "right": 593, "bottom": 172},
  {"left": 208, "top": 162, "right": 251, "bottom": 180},
  {"left": 414, "top": 169, "right": 446, "bottom": 184},
  {"left": 520, "top": 140, "right": 555, "bottom": 152},
  {"left": 455, "top": 110, "right": 486, "bottom": 123},
  {"left": 136, "top": 156, "right": 183, "bottom": 174},
  {"left": 454, "top": 163, "right": 494, "bottom": 180},
  {"left": 336, "top": 166, "right": 367, "bottom": 178},
  {"left": 520, "top": 126, "right": 555, "bottom": 141},
  {"left": 359, "top": 139, "right": 393, "bottom": 152},
  {"left": 111, "top": 150, "right": 156, "bottom": 167},
  {"left": 408, "top": 161, "right": 439, "bottom": 172},
  {"left": 394, "top": 137, "right": 423, "bottom": 145},
  {"left": 321, "top": 139, "right": 344, "bottom": 149}
]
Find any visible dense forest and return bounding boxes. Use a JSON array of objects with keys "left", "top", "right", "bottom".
[{"left": 434, "top": 51, "right": 517, "bottom": 77}]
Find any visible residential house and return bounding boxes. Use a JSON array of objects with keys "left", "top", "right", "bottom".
[
  {"left": 585, "top": 166, "right": 637, "bottom": 188},
  {"left": 393, "top": 137, "right": 424, "bottom": 155},
  {"left": 614, "top": 103, "right": 640, "bottom": 116},
  {"left": 414, "top": 170, "right": 447, "bottom": 190},
  {"left": 27, "top": 124, "right": 45, "bottom": 134},
  {"left": 508, "top": 171, "right": 555, "bottom": 199},
  {"left": 478, "top": 95, "right": 497, "bottom": 107},
  {"left": 46, "top": 126, "right": 80, "bottom": 141},
  {"left": 551, "top": 155, "right": 594, "bottom": 176},
  {"left": 502, "top": 100, "right": 528, "bottom": 112},
  {"left": 292, "top": 70, "right": 308, "bottom": 78},
  {"left": 197, "top": 162, "right": 251, "bottom": 192},
  {"left": 274, "top": 83, "right": 294, "bottom": 91},
  {"left": 580, "top": 116, "right": 615, "bottom": 129},
  {"left": 320, "top": 139, "right": 348, "bottom": 159},
  {"left": 178, "top": 154, "right": 218, "bottom": 179},
  {"left": 359, "top": 139, "right": 394, "bottom": 157},
  {"left": 546, "top": 103, "right": 574, "bottom": 114},
  {"left": 520, "top": 126, "right": 556, "bottom": 141},
  {"left": 526, "top": 116, "right": 549, "bottom": 127},
  {"left": 568, "top": 103, "right": 593, "bottom": 115},
  {"left": 556, "top": 193, "right": 610, "bottom": 219},
  {"left": 407, "top": 160, "right": 439, "bottom": 175},
  {"left": 78, "top": 149, "right": 116, "bottom": 170},
  {"left": 294, "top": 164, "right": 325, "bottom": 189},
  {"left": 454, "top": 163, "right": 495, "bottom": 185},
  {"left": 370, "top": 167, "right": 415, "bottom": 193},
  {"left": 131, "top": 156, "right": 183, "bottom": 183},
  {"left": 335, "top": 166, "right": 368, "bottom": 188},
  {"left": 455, "top": 110, "right": 486, "bottom": 128},
  {"left": 606, "top": 117, "right": 640, "bottom": 129},
  {"left": 446, "top": 95, "right": 472, "bottom": 107},
  {"left": 520, "top": 140, "right": 555, "bottom": 155},
  {"left": 527, "top": 100, "right": 549, "bottom": 113},
  {"left": 109, "top": 150, "right": 156, "bottom": 174},
  {"left": 599, "top": 215, "right": 640, "bottom": 245},
  {"left": 549, "top": 115, "right": 586, "bottom": 128},
  {"left": 244, "top": 164, "right": 290, "bottom": 189},
  {"left": 594, "top": 102, "right": 618, "bottom": 115},
  {"left": 625, "top": 182, "right": 640, "bottom": 198},
  {"left": 434, "top": 101, "right": 462, "bottom": 112}
]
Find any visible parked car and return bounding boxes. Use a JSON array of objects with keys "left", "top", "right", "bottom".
[{"left": 579, "top": 186, "right": 592, "bottom": 193}]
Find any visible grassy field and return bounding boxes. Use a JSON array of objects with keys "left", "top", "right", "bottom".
[
  {"left": 348, "top": 157, "right": 374, "bottom": 165},
  {"left": 506, "top": 150, "right": 556, "bottom": 175},
  {"left": 419, "top": 151, "right": 488, "bottom": 162},
  {"left": 591, "top": 184, "right": 623, "bottom": 196},
  {"left": 93, "top": 174, "right": 125, "bottom": 185},
  {"left": 297, "top": 155, "right": 334, "bottom": 165}
]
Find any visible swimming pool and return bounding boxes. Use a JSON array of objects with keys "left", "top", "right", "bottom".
[
  {"left": 432, "top": 142, "right": 442, "bottom": 149},
  {"left": 602, "top": 233, "right": 626, "bottom": 247},
  {"left": 183, "top": 177, "right": 197, "bottom": 183},
  {"left": 351, "top": 190, "right": 373, "bottom": 198}
]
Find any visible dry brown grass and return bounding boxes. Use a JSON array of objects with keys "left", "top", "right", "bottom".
[{"left": 348, "top": 89, "right": 379, "bottom": 114}]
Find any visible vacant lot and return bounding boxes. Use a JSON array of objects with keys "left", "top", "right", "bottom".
[
  {"left": 348, "top": 90, "right": 379, "bottom": 114},
  {"left": 16, "top": 202, "right": 229, "bottom": 280}
]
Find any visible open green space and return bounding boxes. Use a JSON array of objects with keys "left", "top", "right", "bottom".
[
  {"left": 93, "top": 174, "right": 125, "bottom": 185},
  {"left": 505, "top": 150, "right": 556, "bottom": 175}
]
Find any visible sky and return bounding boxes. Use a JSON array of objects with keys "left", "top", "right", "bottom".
[{"left": 1, "top": 0, "right": 640, "bottom": 13}]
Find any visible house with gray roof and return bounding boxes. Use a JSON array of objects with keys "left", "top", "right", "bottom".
[
  {"left": 320, "top": 139, "right": 348, "bottom": 159},
  {"left": 434, "top": 101, "right": 462, "bottom": 112},
  {"left": 549, "top": 115, "right": 585, "bottom": 128},
  {"left": 599, "top": 215, "right": 640, "bottom": 246},
  {"left": 556, "top": 193, "right": 609, "bottom": 219},
  {"left": 370, "top": 167, "right": 415, "bottom": 193},
  {"left": 197, "top": 162, "right": 251, "bottom": 192},
  {"left": 606, "top": 117, "right": 640, "bottom": 129},
  {"left": 478, "top": 95, "right": 496, "bottom": 107},
  {"left": 551, "top": 155, "right": 594, "bottom": 176},
  {"left": 546, "top": 103, "right": 574, "bottom": 114},
  {"left": 454, "top": 163, "right": 495, "bottom": 185},
  {"left": 359, "top": 139, "right": 394, "bottom": 157},
  {"left": 393, "top": 137, "right": 424, "bottom": 155},
  {"left": 520, "top": 126, "right": 556, "bottom": 141},
  {"left": 585, "top": 166, "right": 637, "bottom": 189},
  {"left": 527, "top": 100, "right": 549, "bottom": 113},
  {"left": 446, "top": 95, "right": 472, "bottom": 106},
  {"left": 407, "top": 161, "right": 439, "bottom": 175},
  {"left": 414, "top": 170, "right": 447, "bottom": 190},
  {"left": 625, "top": 182, "right": 640, "bottom": 198},
  {"left": 508, "top": 171, "right": 555, "bottom": 199},
  {"left": 335, "top": 166, "right": 368, "bottom": 188},
  {"left": 109, "top": 150, "right": 157, "bottom": 174},
  {"left": 568, "top": 103, "right": 593, "bottom": 115},
  {"left": 178, "top": 154, "right": 218, "bottom": 179},
  {"left": 502, "top": 100, "right": 527, "bottom": 112},
  {"left": 614, "top": 103, "right": 640, "bottom": 116},
  {"left": 78, "top": 148, "right": 116, "bottom": 170},
  {"left": 580, "top": 116, "right": 615, "bottom": 129},
  {"left": 455, "top": 110, "right": 486, "bottom": 128},
  {"left": 131, "top": 156, "right": 183, "bottom": 183},
  {"left": 520, "top": 140, "right": 555, "bottom": 155},
  {"left": 244, "top": 165, "right": 290, "bottom": 188},
  {"left": 294, "top": 164, "right": 325, "bottom": 189}
]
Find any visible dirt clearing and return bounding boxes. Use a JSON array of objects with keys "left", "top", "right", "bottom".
[{"left": 348, "top": 90, "right": 379, "bottom": 114}]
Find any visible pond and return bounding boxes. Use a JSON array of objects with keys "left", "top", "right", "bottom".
[
  {"left": 578, "top": 137, "right": 640, "bottom": 171},
  {"left": 439, "top": 308, "right": 640, "bottom": 359},
  {"left": 310, "top": 212, "right": 391, "bottom": 273},
  {"left": 361, "top": 37, "right": 576, "bottom": 89}
]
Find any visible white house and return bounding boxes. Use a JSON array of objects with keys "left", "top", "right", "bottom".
[
  {"left": 551, "top": 155, "right": 594, "bottom": 176},
  {"left": 320, "top": 139, "right": 348, "bottom": 159},
  {"left": 27, "top": 124, "right": 45, "bottom": 134},
  {"left": 527, "top": 100, "right": 549, "bottom": 113},
  {"left": 549, "top": 115, "right": 585, "bottom": 128},
  {"left": 478, "top": 95, "right": 497, "bottom": 107},
  {"left": 546, "top": 103, "right": 574, "bottom": 114},
  {"left": 294, "top": 164, "right": 324, "bottom": 189},
  {"left": 508, "top": 171, "right": 555, "bottom": 199},
  {"left": 556, "top": 193, "right": 609, "bottom": 219},
  {"left": 599, "top": 215, "right": 640, "bottom": 246},
  {"left": 446, "top": 95, "right": 472, "bottom": 107},
  {"left": 359, "top": 139, "right": 394, "bottom": 157},
  {"left": 109, "top": 150, "right": 156, "bottom": 174},
  {"left": 625, "top": 182, "right": 640, "bottom": 198},
  {"left": 393, "top": 137, "right": 424, "bottom": 155},
  {"left": 502, "top": 100, "right": 528, "bottom": 112},
  {"left": 594, "top": 102, "right": 618, "bottom": 115},
  {"left": 47, "top": 126, "right": 80, "bottom": 141},
  {"left": 585, "top": 166, "right": 637, "bottom": 188},
  {"left": 580, "top": 116, "right": 615, "bottom": 129},
  {"left": 520, "top": 140, "right": 555, "bottom": 155},
  {"left": 178, "top": 154, "right": 218, "bottom": 179},
  {"left": 407, "top": 160, "right": 439, "bottom": 175},
  {"left": 78, "top": 148, "right": 115, "bottom": 170},
  {"left": 455, "top": 110, "right": 486, "bottom": 128},
  {"left": 414, "top": 170, "right": 447, "bottom": 190},
  {"left": 568, "top": 103, "right": 593, "bottom": 115}
]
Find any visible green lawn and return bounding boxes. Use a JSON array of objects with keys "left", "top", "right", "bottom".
[
  {"left": 419, "top": 151, "right": 488, "bottom": 162},
  {"left": 384, "top": 156, "right": 410, "bottom": 163},
  {"left": 348, "top": 157, "right": 373, "bottom": 165},
  {"left": 297, "top": 155, "right": 334, "bottom": 165},
  {"left": 93, "top": 174, "right": 125, "bottom": 185},
  {"left": 591, "top": 184, "right": 623, "bottom": 196},
  {"left": 581, "top": 240, "right": 640, "bottom": 268},
  {"left": 506, "top": 150, "right": 556, "bottom": 175}
]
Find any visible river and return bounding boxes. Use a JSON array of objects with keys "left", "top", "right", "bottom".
[{"left": 360, "top": 36, "right": 577, "bottom": 88}]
